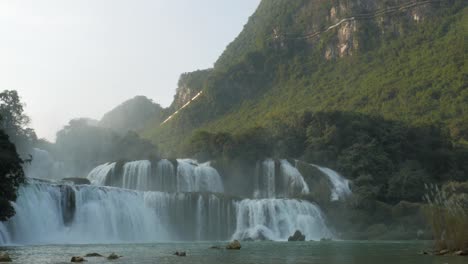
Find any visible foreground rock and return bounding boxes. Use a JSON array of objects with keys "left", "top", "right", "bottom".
[
  {"left": 107, "top": 253, "right": 121, "bottom": 260},
  {"left": 454, "top": 250, "right": 468, "bottom": 256},
  {"left": 288, "top": 230, "right": 305, "bottom": 241},
  {"left": 174, "top": 251, "right": 186, "bottom": 257},
  {"left": 226, "top": 240, "right": 241, "bottom": 250},
  {"left": 0, "top": 253, "right": 12, "bottom": 262},
  {"left": 84, "top": 253, "right": 103, "bottom": 257},
  {"left": 70, "top": 256, "right": 85, "bottom": 262}
]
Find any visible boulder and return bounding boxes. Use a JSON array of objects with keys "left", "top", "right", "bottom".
[
  {"left": 437, "top": 249, "right": 450, "bottom": 255},
  {"left": 0, "top": 253, "right": 12, "bottom": 262},
  {"left": 70, "top": 256, "right": 85, "bottom": 262},
  {"left": 174, "top": 251, "right": 186, "bottom": 257},
  {"left": 107, "top": 253, "right": 121, "bottom": 260},
  {"left": 84, "top": 253, "right": 103, "bottom": 257},
  {"left": 288, "top": 230, "right": 306, "bottom": 241},
  {"left": 226, "top": 240, "right": 241, "bottom": 250},
  {"left": 209, "top": 246, "right": 221, "bottom": 249},
  {"left": 454, "top": 250, "right": 468, "bottom": 256}
]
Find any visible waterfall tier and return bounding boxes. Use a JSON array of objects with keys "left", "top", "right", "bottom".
[{"left": 0, "top": 181, "right": 331, "bottom": 244}]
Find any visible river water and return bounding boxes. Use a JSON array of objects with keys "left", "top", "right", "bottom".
[{"left": 1, "top": 241, "right": 465, "bottom": 264}]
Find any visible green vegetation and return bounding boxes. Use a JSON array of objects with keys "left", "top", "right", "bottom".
[
  {"left": 143, "top": 1, "right": 467, "bottom": 158},
  {"left": 0, "top": 130, "right": 25, "bottom": 221},
  {"left": 0, "top": 90, "right": 33, "bottom": 220},
  {"left": 424, "top": 182, "right": 468, "bottom": 252},
  {"left": 99, "top": 95, "right": 163, "bottom": 133}
]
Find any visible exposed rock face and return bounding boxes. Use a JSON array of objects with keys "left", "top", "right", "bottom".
[
  {"left": 226, "top": 240, "right": 241, "bottom": 250},
  {"left": 0, "top": 253, "right": 12, "bottom": 262},
  {"left": 170, "top": 70, "right": 211, "bottom": 111},
  {"left": 288, "top": 230, "right": 306, "bottom": 241}
]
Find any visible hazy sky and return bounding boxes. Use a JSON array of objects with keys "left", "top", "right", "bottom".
[{"left": 0, "top": 0, "right": 260, "bottom": 141}]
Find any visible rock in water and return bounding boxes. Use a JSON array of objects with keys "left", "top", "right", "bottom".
[
  {"left": 288, "top": 230, "right": 306, "bottom": 241},
  {"left": 174, "top": 251, "right": 187, "bottom": 256},
  {"left": 0, "top": 253, "right": 12, "bottom": 262},
  {"left": 70, "top": 256, "right": 85, "bottom": 262},
  {"left": 107, "top": 253, "right": 121, "bottom": 260},
  {"left": 84, "top": 253, "right": 103, "bottom": 257},
  {"left": 226, "top": 240, "right": 241, "bottom": 250}
]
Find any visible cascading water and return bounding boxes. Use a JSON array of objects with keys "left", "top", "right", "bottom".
[
  {"left": 150, "top": 159, "right": 176, "bottom": 192},
  {"left": 279, "top": 159, "right": 310, "bottom": 196},
  {"left": 232, "top": 199, "right": 332, "bottom": 241},
  {"left": 122, "top": 160, "right": 151, "bottom": 191},
  {"left": 86, "top": 162, "right": 116, "bottom": 186},
  {"left": 253, "top": 159, "right": 276, "bottom": 198},
  {"left": 312, "top": 165, "right": 352, "bottom": 201},
  {"left": 176, "top": 159, "right": 224, "bottom": 193},
  {"left": 254, "top": 159, "right": 310, "bottom": 198},
  {"left": 1, "top": 157, "right": 347, "bottom": 245}
]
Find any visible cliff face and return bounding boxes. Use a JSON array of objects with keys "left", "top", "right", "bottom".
[{"left": 169, "top": 69, "right": 211, "bottom": 112}]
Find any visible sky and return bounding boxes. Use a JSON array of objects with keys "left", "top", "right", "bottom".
[{"left": 0, "top": 0, "right": 260, "bottom": 141}]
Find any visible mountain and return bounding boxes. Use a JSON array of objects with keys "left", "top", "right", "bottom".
[
  {"left": 141, "top": 0, "right": 466, "bottom": 156},
  {"left": 99, "top": 96, "right": 163, "bottom": 133}
]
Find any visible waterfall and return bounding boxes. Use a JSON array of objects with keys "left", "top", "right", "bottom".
[
  {"left": 176, "top": 159, "right": 224, "bottom": 193},
  {"left": 151, "top": 159, "right": 176, "bottom": 192},
  {"left": 122, "top": 160, "right": 151, "bottom": 191},
  {"left": 232, "top": 199, "right": 333, "bottom": 241},
  {"left": 0, "top": 180, "right": 238, "bottom": 244},
  {"left": 0, "top": 181, "right": 165, "bottom": 244},
  {"left": 254, "top": 159, "right": 310, "bottom": 198},
  {"left": 279, "top": 159, "right": 310, "bottom": 196},
  {"left": 313, "top": 165, "right": 352, "bottom": 201},
  {"left": 253, "top": 159, "right": 276, "bottom": 198},
  {"left": 86, "top": 162, "right": 116, "bottom": 186}
]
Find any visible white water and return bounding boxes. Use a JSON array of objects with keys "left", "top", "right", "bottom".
[
  {"left": 313, "top": 165, "right": 352, "bottom": 201},
  {"left": 0, "top": 182, "right": 164, "bottom": 244},
  {"left": 253, "top": 159, "right": 276, "bottom": 198},
  {"left": 279, "top": 160, "right": 310, "bottom": 196},
  {"left": 151, "top": 159, "right": 176, "bottom": 192},
  {"left": 86, "top": 162, "right": 116, "bottom": 186},
  {"left": 122, "top": 160, "right": 151, "bottom": 191},
  {"left": 176, "top": 159, "right": 224, "bottom": 193},
  {"left": 232, "top": 199, "right": 332, "bottom": 241}
]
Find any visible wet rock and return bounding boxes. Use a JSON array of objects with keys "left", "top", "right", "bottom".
[
  {"left": 437, "top": 249, "right": 450, "bottom": 255},
  {"left": 174, "top": 251, "right": 186, "bottom": 256},
  {"left": 226, "top": 240, "right": 241, "bottom": 250},
  {"left": 288, "top": 230, "right": 305, "bottom": 241},
  {"left": 320, "top": 237, "right": 332, "bottom": 242},
  {"left": 209, "top": 246, "right": 221, "bottom": 249},
  {"left": 70, "top": 256, "right": 85, "bottom": 262},
  {"left": 0, "top": 252, "right": 12, "bottom": 262},
  {"left": 418, "top": 250, "right": 430, "bottom": 255},
  {"left": 454, "top": 250, "right": 468, "bottom": 256},
  {"left": 107, "top": 253, "right": 121, "bottom": 260},
  {"left": 84, "top": 253, "right": 103, "bottom": 257}
]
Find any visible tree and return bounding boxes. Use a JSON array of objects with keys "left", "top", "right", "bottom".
[
  {"left": 0, "top": 129, "right": 25, "bottom": 221},
  {"left": 0, "top": 90, "right": 36, "bottom": 156}
]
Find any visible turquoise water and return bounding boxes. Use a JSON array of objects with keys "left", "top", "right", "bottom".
[{"left": 1, "top": 241, "right": 466, "bottom": 264}]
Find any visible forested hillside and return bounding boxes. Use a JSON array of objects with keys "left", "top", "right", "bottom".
[{"left": 142, "top": 0, "right": 467, "bottom": 158}]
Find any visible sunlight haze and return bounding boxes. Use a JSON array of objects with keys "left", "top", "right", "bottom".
[{"left": 0, "top": 0, "right": 260, "bottom": 140}]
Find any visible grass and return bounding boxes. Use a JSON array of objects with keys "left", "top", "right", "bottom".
[{"left": 424, "top": 182, "right": 468, "bottom": 252}]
